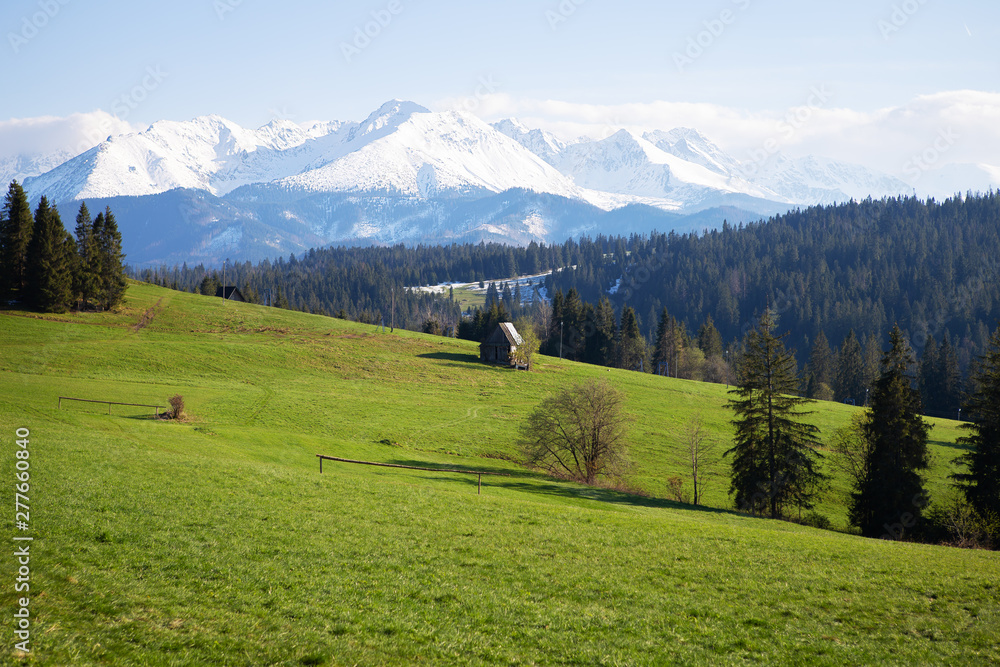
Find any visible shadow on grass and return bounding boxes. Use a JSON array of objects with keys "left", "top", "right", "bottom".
[
  {"left": 385, "top": 458, "right": 536, "bottom": 480},
  {"left": 417, "top": 352, "right": 480, "bottom": 365},
  {"left": 491, "top": 479, "right": 736, "bottom": 516},
  {"left": 931, "top": 438, "right": 973, "bottom": 452},
  {"left": 383, "top": 457, "right": 738, "bottom": 517}
]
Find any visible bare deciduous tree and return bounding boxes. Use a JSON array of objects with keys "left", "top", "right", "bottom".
[
  {"left": 686, "top": 414, "right": 718, "bottom": 506},
  {"left": 519, "top": 379, "right": 631, "bottom": 484},
  {"left": 830, "top": 411, "right": 873, "bottom": 490}
]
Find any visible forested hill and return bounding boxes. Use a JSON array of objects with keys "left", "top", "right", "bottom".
[
  {"left": 546, "top": 193, "right": 1000, "bottom": 371},
  {"left": 134, "top": 193, "right": 1000, "bottom": 376},
  {"left": 130, "top": 240, "right": 578, "bottom": 333}
]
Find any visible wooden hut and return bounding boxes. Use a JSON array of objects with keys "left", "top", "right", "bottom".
[
  {"left": 215, "top": 286, "right": 246, "bottom": 302},
  {"left": 480, "top": 323, "right": 523, "bottom": 366}
]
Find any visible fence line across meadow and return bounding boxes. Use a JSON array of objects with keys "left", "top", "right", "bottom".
[
  {"left": 316, "top": 455, "right": 510, "bottom": 494},
  {"left": 58, "top": 396, "right": 167, "bottom": 417}
]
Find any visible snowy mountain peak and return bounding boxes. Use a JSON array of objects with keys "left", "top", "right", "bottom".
[
  {"left": 643, "top": 128, "right": 742, "bottom": 177},
  {"left": 355, "top": 100, "right": 430, "bottom": 138},
  {"left": 491, "top": 118, "right": 566, "bottom": 164},
  {"left": 492, "top": 118, "right": 530, "bottom": 135}
]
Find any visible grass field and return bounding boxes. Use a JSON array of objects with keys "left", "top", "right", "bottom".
[{"left": 1, "top": 283, "right": 997, "bottom": 665}]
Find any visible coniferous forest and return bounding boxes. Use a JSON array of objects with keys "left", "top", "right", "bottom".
[{"left": 0, "top": 181, "right": 127, "bottom": 313}]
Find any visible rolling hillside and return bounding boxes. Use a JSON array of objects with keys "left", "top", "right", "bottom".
[{"left": 1, "top": 283, "right": 996, "bottom": 665}]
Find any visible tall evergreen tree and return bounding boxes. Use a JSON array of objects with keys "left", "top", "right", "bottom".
[
  {"left": 615, "top": 306, "right": 647, "bottom": 371},
  {"left": 591, "top": 296, "right": 617, "bottom": 367},
  {"left": 953, "top": 326, "right": 1000, "bottom": 519},
  {"left": 806, "top": 330, "right": 835, "bottom": 399},
  {"left": 562, "top": 288, "right": 584, "bottom": 342},
  {"left": 697, "top": 315, "right": 724, "bottom": 359},
  {"left": 918, "top": 334, "right": 940, "bottom": 410},
  {"left": 485, "top": 281, "right": 500, "bottom": 310},
  {"left": 94, "top": 207, "right": 127, "bottom": 310},
  {"left": 25, "top": 197, "right": 73, "bottom": 312},
  {"left": 652, "top": 307, "right": 681, "bottom": 376},
  {"left": 0, "top": 180, "right": 35, "bottom": 301},
  {"left": 937, "top": 333, "right": 962, "bottom": 418},
  {"left": 862, "top": 333, "right": 883, "bottom": 398},
  {"left": 545, "top": 289, "right": 565, "bottom": 357},
  {"left": 849, "top": 326, "right": 931, "bottom": 539},
  {"left": 726, "top": 309, "right": 826, "bottom": 518},
  {"left": 835, "top": 330, "right": 867, "bottom": 404},
  {"left": 72, "top": 202, "right": 100, "bottom": 308}
]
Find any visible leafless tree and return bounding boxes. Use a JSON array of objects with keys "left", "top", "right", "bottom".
[
  {"left": 686, "top": 414, "right": 718, "bottom": 505},
  {"left": 830, "top": 411, "right": 873, "bottom": 490},
  {"left": 519, "top": 379, "right": 631, "bottom": 484}
]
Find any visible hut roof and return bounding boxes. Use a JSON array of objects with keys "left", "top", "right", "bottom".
[
  {"left": 215, "top": 286, "right": 244, "bottom": 300},
  {"left": 495, "top": 322, "right": 523, "bottom": 346}
]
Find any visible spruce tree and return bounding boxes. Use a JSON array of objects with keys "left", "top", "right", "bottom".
[
  {"left": 726, "top": 309, "right": 826, "bottom": 518},
  {"left": 591, "top": 296, "right": 617, "bottom": 367},
  {"left": 849, "top": 326, "right": 931, "bottom": 539},
  {"left": 918, "top": 334, "right": 940, "bottom": 410},
  {"left": 652, "top": 308, "right": 681, "bottom": 376},
  {"left": 835, "top": 330, "right": 867, "bottom": 404},
  {"left": 615, "top": 306, "right": 646, "bottom": 371},
  {"left": 25, "top": 197, "right": 73, "bottom": 312},
  {"left": 937, "top": 333, "right": 962, "bottom": 418},
  {"left": 72, "top": 202, "right": 100, "bottom": 308},
  {"left": 546, "top": 290, "right": 565, "bottom": 356},
  {"left": 94, "top": 207, "right": 127, "bottom": 310},
  {"left": 953, "top": 326, "right": 1000, "bottom": 519},
  {"left": 697, "top": 315, "right": 723, "bottom": 359},
  {"left": 806, "top": 330, "right": 834, "bottom": 399},
  {"left": 0, "top": 180, "right": 35, "bottom": 302},
  {"left": 862, "top": 333, "right": 882, "bottom": 398}
]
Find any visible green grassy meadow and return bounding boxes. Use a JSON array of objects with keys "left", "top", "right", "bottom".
[{"left": 1, "top": 283, "right": 997, "bottom": 665}]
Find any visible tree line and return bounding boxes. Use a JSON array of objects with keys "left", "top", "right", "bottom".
[
  {"left": 544, "top": 194, "right": 1000, "bottom": 387},
  {"left": 0, "top": 181, "right": 126, "bottom": 312},
  {"left": 727, "top": 309, "right": 999, "bottom": 547}
]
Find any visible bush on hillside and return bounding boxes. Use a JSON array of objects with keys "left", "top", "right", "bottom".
[{"left": 168, "top": 395, "right": 185, "bottom": 420}]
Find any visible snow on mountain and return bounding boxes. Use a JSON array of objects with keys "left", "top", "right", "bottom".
[
  {"left": 1, "top": 150, "right": 77, "bottom": 187},
  {"left": 750, "top": 154, "right": 912, "bottom": 205},
  {"left": 23, "top": 114, "right": 356, "bottom": 202},
  {"left": 918, "top": 163, "right": 1000, "bottom": 199},
  {"left": 25, "top": 101, "right": 593, "bottom": 207},
  {"left": 643, "top": 127, "right": 745, "bottom": 178},
  {"left": 19, "top": 99, "right": 944, "bottom": 264},
  {"left": 278, "top": 104, "right": 584, "bottom": 200},
  {"left": 549, "top": 129, "right": 777, "bottom": 208},
  {"left": 495, "top": 118, "right": 916, "bottom": 208},
  {"left": 491, "top": 118, "right": 566, "bottom": 164}
]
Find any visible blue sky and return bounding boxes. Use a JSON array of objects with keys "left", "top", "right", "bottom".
[{"left": 1, "top": 0, "right": 998, "bottom": 178}]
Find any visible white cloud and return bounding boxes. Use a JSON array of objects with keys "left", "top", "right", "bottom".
[
  {"left": 0, "top": 111, "right": 137, "bottom": 163},
  {"left": 441, "top": 90, "right": 1000, "bottom": 183}
]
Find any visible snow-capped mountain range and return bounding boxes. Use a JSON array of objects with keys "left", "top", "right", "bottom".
[{"left": 7, "top": 99, "right": 992, "bottom": 265}]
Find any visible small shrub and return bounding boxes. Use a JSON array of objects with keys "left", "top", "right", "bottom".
[
  {"left": 168, "top": 395, "right": 185, "bottom": 420},
  {"left": 926, "top": 495, "right": 998, "bottom": 550},
  {"left": 666, "top": 476, "right": 689, "bottom": 504},
  {"left": 802, "top": 511, "right": 832, "bottom": 530}
]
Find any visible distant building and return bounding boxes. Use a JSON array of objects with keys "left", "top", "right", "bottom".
[
  {"left": 215, "top": 286, "right": 246, "bottom": 302},
  {"left": 480, "top": 322, "right": 523, "bottom": 366}
]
